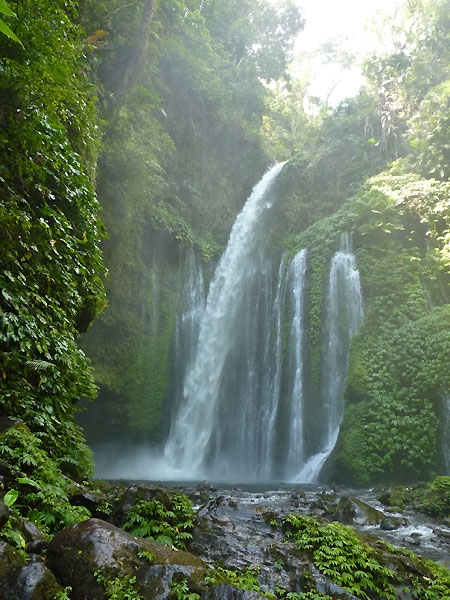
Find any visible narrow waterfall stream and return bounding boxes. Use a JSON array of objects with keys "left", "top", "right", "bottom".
[
  {"left": 294, "top": 233, "right": 364, "bottom": 482},
  {"left": 285, "top": 249, "right": 308, "bottom": 479},
  {"left": 169, "top": 248, "right": 206, "bottom": 422}
]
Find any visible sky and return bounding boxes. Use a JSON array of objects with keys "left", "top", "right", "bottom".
[{"left": 287, "top": 0, "right": 404, "bottom": 104}]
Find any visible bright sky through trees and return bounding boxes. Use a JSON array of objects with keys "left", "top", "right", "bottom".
[{"left": 278, "top": 0, "right": 404, "bottom": 103}]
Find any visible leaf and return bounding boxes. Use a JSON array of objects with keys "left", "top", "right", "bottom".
[
  {"left": 0, "top": 17, "right": 22, "bottom": 45},
  {"left": 25, "top": 360, "right": 56, "bottom": 371},
  {"left": 17, "top": 477, "right": 40, "bottom": 488},
  {"left": 3, "top": 489, "right": 18, "bottom": 507},
  {"left": 0, "top": 0, "right": 15, "bottom": 17},
  {"left": 8, "top": 530, "right": 26, "bottom": 548}
]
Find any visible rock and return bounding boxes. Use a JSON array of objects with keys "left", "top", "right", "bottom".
[
  {"left": 46, "top": 518, "right": 205, "bottom": 600},
  {"left": 335, "top": 497, "right": 385, "bottom": 526},
  {"left": 309, "top": 498, "right": 327, "bottom": 512},
  {"left": 112, "top": 485, "right": 172, "bottom": 526},
  {"left": 201, "top": 585, "right": 265, "bottom": 600},
  {"left": 385, "top": 506, "right": 404, "bottom": 514},
  {"left": 0, "top": 541, "right": 26, "bottom": 576},
  {"left": 25, "top": 539, "right": 49, "bottom": 555},
  {"left": 69, "top": 488, "right": 112, "bottom": 516},
  {"left": 403, "top": 532, "right": 421, "bottom": 546},
  {"left": 433, "top": 527, "right": 450, "bottom": 541},
  {"left": 198, "top": 481, "right": 217, "bottom": 493},
  {"left": 0, "top": 501, "right": 10, "bottom": 529},
  {"left": 0, "top": 417, "right": 21, "bottom": 435},
  {"left": 376, "top": 488, "right": 405, "bottom": 510},
  {"left": 310, "top": 565, "right": 363, "bottom": 600},
  {"left": 0, "top": 562, "right": 65, "bottom": 600},
  {"left": 380, "top": 516, "right": 407, "bottom": 531},
  {"left": 18, "top": 519, "right": 45, "bottom": 543}
]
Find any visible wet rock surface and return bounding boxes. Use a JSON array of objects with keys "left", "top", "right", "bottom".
[
  {"left": 200, "top": 585, "right": 265, "bottom": 600},
  {"left": 184, "top": 484, "right": 450, "bottom": 568},
  {"left": 47, "top": 517, "right": 205, "bottom": 600}
]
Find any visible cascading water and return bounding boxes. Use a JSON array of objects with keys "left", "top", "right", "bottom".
[
  {"left": 169, "top": 248, "right": 206, "bottom": 420},
  {"left": 164, "top": 163, "right": 286, "bottom": 479},
  {"left": 285, "top": 249, "right": 308, "bottom": 478},
  {"left": 294, "top": 232, "right": 364, "bottom": 482},
  {"left": 163, "top": 162, "right": 364, "bottom": 482}
]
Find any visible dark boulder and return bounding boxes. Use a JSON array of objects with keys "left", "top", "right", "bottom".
[
  {"left": 46, "top": 518, "right": 205, "bottom": 600},
  {"left": 112, "top": 485, "right": 173, "bottom": 526},
  {"left": 310, "top": 566, "right": 363, "bottom": 600},
  {"left": 69, "top": 488, "right": 112, "bottom": 517}
]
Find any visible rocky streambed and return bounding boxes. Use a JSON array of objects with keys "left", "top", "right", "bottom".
[{"left": 1, "top": 479, "right": 450, "bottom": 600}]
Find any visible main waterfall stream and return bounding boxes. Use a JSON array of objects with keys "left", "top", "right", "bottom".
[{"left": 164, "top": 162, "right": 287, "bottom": 479}]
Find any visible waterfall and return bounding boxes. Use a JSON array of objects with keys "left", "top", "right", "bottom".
[
  {"left": 164, "top": 163, "right": 286, "bottom": 479},
  {"left": 169, "top": 248, "right": 205, "bottom": 419},
  {"left": 162, "top": 167, "right": 363, "bottom": 482},
  {"left": 293, "top": 232, "right": 363, "bottom": 483},
  {"left": 285, "top": 249, "right": 308, "bottom": 478}
]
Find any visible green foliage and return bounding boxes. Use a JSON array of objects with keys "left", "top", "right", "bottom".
[
  {"left": 95, "top": 570, "right": 143, "bottom": 600},
  {"left": 205, "top": 567, "right": 263, "bottom": 592},
  {"left": 282, "top": 166, "right": 450, "bottom": 485},
  {"left": 377, "top": 541, "right": 450, "bottom": 600},
  {"left": 409, "top": 80, "right": 450, "bottom": 180},
  {"left": 420, "top": 476, "right": 450, "bottom": 518},
  {"left": 0, "top": 423, "right": 91, "bottom": 532},
  {"left": 170, "top": 578, "right": 200, "bottom": 600},
  {"left": 0, "top": 0, "right": 105, "bottom": 483},
  {"left": 122, "top": 493, "right": 195, "bottom": 550},
  {"left": 0, "top": 510, "right": 27, "bottom": 553},
  {"left": 282, "top": 514, "right": 396, "bottom": 600}
]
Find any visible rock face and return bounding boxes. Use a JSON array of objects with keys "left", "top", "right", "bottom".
[
  {"left": 46, "top": 518, "right": 205, "bottom": 600},
  {"left": 200, "top": 585, "right": 265, "bottom": 600},
  {"left": 0, "top": 543, "right": 64, "bottom": 600}
]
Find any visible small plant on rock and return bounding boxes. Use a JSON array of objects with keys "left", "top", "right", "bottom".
[{"left": 123, "top": 492, "right": 195, "bottom": 549}]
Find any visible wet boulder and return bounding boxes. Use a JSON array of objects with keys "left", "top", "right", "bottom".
[
  {"left": 335, "top": 496, "right": 385, "bottom": 526},
  {"left": 18, "top": 518, "right": 46, "bottom": 544},
  {"left": 380, "top": 516, "right": 408, "bottom": 531},
  {"left": 112, "top": 485, "right": 173, "bottom": 526},
  {"left": 46, "top": 518, "right": 205, "bottom": 600}
]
